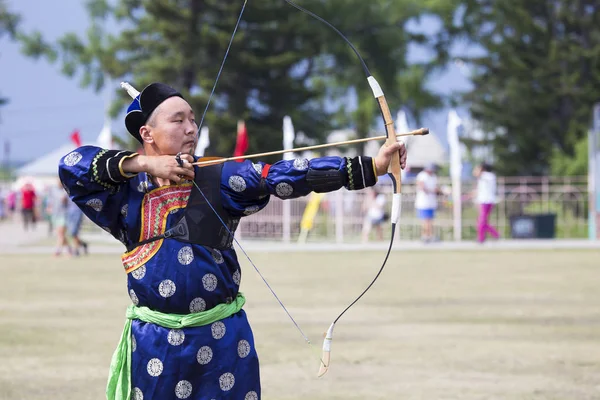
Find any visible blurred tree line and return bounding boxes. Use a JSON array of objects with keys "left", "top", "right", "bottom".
[
  {"left": 14, "top": 0, "right": 447, "bottom": 161},
  {"left": 3, "top": 0, "right": 600, "bottom": 174},
  {"left": 438, "top": 0, "right": 600, "bottom": 175},
  {"left": 0, "top": 0, "right": 20, "bottom": 108}
]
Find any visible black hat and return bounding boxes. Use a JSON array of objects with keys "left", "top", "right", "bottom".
[{"left": 124, "top": 82, "right": 184, "bottom": 143}]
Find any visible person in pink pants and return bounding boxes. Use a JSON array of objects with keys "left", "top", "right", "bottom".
[{"left": 474, "top": 163, "right": 500, "bottom": 243}]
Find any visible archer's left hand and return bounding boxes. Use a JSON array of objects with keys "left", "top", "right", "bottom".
[{"left": 373, "top": 141, "right": 407, "bottom": 176}]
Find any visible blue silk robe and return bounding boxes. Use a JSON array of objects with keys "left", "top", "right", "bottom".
[{"left": 58, "top": 146, "right": 374, "bottom": 400}]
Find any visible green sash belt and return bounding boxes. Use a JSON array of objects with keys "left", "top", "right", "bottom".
[{"left": 106, "top": 293, "right": 246, "bottom": 400}]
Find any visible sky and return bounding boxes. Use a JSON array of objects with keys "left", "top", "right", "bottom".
[{"left": 0, "top": 0, "right": 472, "bottom": 164}]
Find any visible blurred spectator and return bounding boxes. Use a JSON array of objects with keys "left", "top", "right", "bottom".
[
  {"left": 20, "top": 183, "right": 37, "bottom": 230},
  {"left": 66, "top": 200, "right": 88, "bottom": 256},
  {"left": 473, "top": 163, "right": 499, "bottom": 243},
  {"left": 41, "top": 188, "right": 54, "bottom": 236},
  {"left": 0, "top": 188, "right": 6, "bottom": 220},
  {"left": 362, "top": 186, "right": 387, "bottom": 242},
  {"left": 48, "top": 179, "right": 72, "bottom": 256},
  {"left": 6, "top": 190, "right": 16, "bottom": 219},
  {"left": 415, "top": 163, "right": 440, "bottom": 242}
]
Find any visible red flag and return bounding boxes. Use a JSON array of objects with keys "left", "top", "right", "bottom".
[
  {"left": 70, "top": 129, "right": 82, "bottom": 147},
  {"left": 233, "top": 120, "right": 248, "bottom": 161}
]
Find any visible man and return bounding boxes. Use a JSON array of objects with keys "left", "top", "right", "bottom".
[
  {"left": 415, "top": 163, "right": 439, "bottom": 242},
  {"left": 59, "top": 82, "right": 407, "bottom": 400},
  {"left": 66, "top": 199, "right": 89, "bottom": 255},
  {"left": 20, "top": 182, "right": 37, "bottom": 231},
  {"left": 361, "top": 186, "right": 387, "bottom": 242},
  {"left": 48, "top": 178, "right": 72, "bottom": 256}
]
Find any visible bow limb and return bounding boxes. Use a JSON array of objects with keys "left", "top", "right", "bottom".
[
  {"left": 367, "top": 77, "right": 402, "bottom": 227},
  {"left": 280, "top": 0, "right": 406, "bottom": 378},
  {"left": 317, "top": 79, "right": 403, "bottom": 379}
]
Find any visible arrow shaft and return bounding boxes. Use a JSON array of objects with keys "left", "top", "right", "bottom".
[{"left": 192, "top": 127, "right": 427, "bottom": 167}]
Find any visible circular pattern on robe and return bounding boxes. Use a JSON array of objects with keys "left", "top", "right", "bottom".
[
  {"left": 129, "top": 289, "right": 139, "bottom": 306},
  {"left": 211, "top": 321, "right": 226, "bottom": 339},
  {"left": 189, "top": 297, "right": 206, "bottom": 313},
  {"left": 219, "top": 373, "right": 235, "bottom": 391},
  {"left": 178, "top": 246, "right": 194, "bottom": 265},
  {"left": 159, "top": 280, "right": 176, "bottom": 298},
  {"left": 211, "top": 249, "right": 224, "bottom": 264},
  {"left": 196, "top": 346, "right": 213, "bottom": 365},
  {"left": 243, "top": 205, "right": 260, "bottom": 216},
  {"left": 147, "top": 358, "right": 163, "bottom": 377},
  {"left": 132, "top": 334, "right": 137, "bottom": 352},
  {"left": 293, "top": 158, "right": 309, "bottom": 170},
  {"left": 238, "top": 340, "right": 251, "bottom": 358},
  {"left": 121, "top": 204, "right": 128, "bottom": 218},
  {"left": 252, "top": 163, "right": 263, "bottom": 175},
  {"left": 202, "top": 274, "right": 218, "bottom": 291},
  {"left": 168, "top": 329, "right": 185, "bottom": 346},
  {"left": 275, "top": 182, "right": 293, "bottom": 197},
  {"left": 232, "top": 269, "right": 241, "bottom": 286},
  {"left": 175, "top": 380, "right": 193, "bottom": 399},
  {"left": 245, "top": 392, "right": 258, "bottom": 400},
  {"left": 63, "top": 151, "right": 82, "bottom": 166},
  {"left": 228, "top": 176, "right": 246, "bottom": 192},
  {"left": 86, "top": 198, "right": 104, "bottom": 212},
  {"left": 132, "top": 387, "right": 144, "bottom": 400},
  {"left": 131, "top": 266, "right": 146, "bottom": 280}
]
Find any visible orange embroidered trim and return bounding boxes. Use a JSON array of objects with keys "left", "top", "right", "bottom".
[{"left": 121, "top": 184, "right": 192, "bottom": 273}]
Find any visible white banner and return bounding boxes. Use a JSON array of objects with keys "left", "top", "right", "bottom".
[
  {"left": 590, "top": 103, "right": 600, "bottom": 239},
  {"left": 447, "top": 110, "right": 463, "bottom": 241},
  {"left": 195, "top": 126, "right": 210, "bottom": 157}
]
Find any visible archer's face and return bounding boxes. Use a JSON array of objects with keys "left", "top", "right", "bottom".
[{"left": 143, "top": 96, "right": 198, "bottom": 156}]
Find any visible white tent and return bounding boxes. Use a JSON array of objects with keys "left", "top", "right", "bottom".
[
  {"left": 404, "top": 130, "right": 447, "bottom": 170},
  {"left": 13, "top": 142, "right": 79, "bottom": 191},
  {"left": 14, "top": 122, "right": 114, "bottom": 191},
  {"left": 15, "top": 142, "right": 77, "bottom": 178}
]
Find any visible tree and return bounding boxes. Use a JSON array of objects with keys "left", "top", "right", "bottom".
[
  {"left": 0, "top": 0, "right": 21, "bottom": 108},
  {"left": 550, "top": 134, "right": 588, "bottom": 176},
  {"left": 20, "top": 0, "right": 447, "bottom": 158},
  {"left": 0, "top": 0, "right": 19, "bottom": 40},
  {"left": 441, "top": 0, "right": 600, "bottom": 175}
]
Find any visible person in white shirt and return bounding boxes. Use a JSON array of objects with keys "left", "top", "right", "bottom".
[
  {"left": 362, "top": 186, "right": 387, "bottom": 242},
  {"left": 473, "top": 163, "right": 500, "bottom": 243},
  {"left": 415, "top": 163, "right": 440, "bottom": 242}
]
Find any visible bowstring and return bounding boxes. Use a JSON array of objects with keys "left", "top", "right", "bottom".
[
  {"left": 196, "top": 0, "right": 248, "bottom": 138},
  {"left": 188, "top": 0, "right": 324, "bottom": 365},
  {"left": 282, "top": 0, "right": 399, "bottom": 326},
  {"left": 190, "top": 180, "right": 326, "bottom": 367}
]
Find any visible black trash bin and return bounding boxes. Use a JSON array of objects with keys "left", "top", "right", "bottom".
[{"left": 509, "top": 214, "right": 556, "bottom": 239}]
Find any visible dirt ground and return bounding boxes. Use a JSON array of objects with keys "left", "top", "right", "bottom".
[{"left": 1, "top": 249, "right": 599, "bottom": 399}]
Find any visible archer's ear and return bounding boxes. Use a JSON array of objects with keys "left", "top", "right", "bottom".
[{"left": 139, "top": 125, "right": 154, "bottom": 144}]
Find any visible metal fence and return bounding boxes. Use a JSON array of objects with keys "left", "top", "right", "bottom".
[
  {"left": 72, "top": 175, "right": 589, "bottom": 242},
  {"left": 237, "top": 175, "right": 590, "bottom": 242}
]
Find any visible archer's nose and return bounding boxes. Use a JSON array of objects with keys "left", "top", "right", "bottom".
[{"left": 185, "top": 121, "right": 197, "bottom": 135}]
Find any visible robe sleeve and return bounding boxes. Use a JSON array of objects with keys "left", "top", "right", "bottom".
[
  {"left": 220, "top": 156, "right": 377, "bottom": 218},
  {"left": 58, "top": 145, "right": 139, "bottom": 243}
]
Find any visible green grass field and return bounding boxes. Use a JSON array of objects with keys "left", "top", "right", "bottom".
[{"left": 1, "top": 249, "right": 599, "bottom": 400}]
